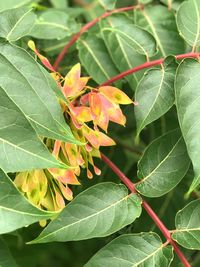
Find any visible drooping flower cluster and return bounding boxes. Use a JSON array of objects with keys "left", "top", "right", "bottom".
[{"left": 14, "top": 41, "right": 135, "bottom": 212}]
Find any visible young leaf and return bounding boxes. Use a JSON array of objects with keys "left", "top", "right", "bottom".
[
  {"left": 175, "top": 58, "right": 200, "bottom": 194},
  {"left": 100, "top": 14, "right": 157, "bottom": 89},
  {"left": 135, "top": 6, "right": 184, "bottom": 57},
  {"left": 135, "top": 57, "right": 177, "bottom": 135},
  {"left": 29, "top": 183, "right": 142, "bottom": 244},
  {"left": 0, "top": 41, "right": 76, "bottom": 143},
  {"left": 0, "top": 238, "right": 18, "bottom": 267},
  {"left": 85, "top": 232, "right": 173, "bottom": 267},
  {"left": 0, "top": 86, "right": 67, "bottom": 172},
  {"left": 0, "top": 7, "right": 36, "bottom": 42},
  {"left": 177, "top": 0, "right": 200, "bottom": 50},
  {"left": 77, "top": 33, "right": 120, "bottom": 84},
  {"left": 0, "top": 170, "right": 57, "bottom": 234},
  {"left": 172, "top": 200, "right": 200, "bottom": 250},
  {"left": 136, "top": 129, "right": 190, "bottom": 197},
  {"left": 29, "top": 10, "right": 79, "bottom": 40}
]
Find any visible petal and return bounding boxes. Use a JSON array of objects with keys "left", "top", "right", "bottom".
[
  {"left": 70, "top": 104, "right": 93, "bottom": 122},
  {"left": 109, "top": 106, "right": 126, "bottom": 126},
  {"left": 99, "top": 86, "right": 133, "bottom": 105},
  {"left": 89, "top": 93, "right": 101, "bottom": 119},
  {"left": 63, "top": 63, "right": 89, "bottom": 98},
  {"left": 52, "top": 140, "right": 62, "bottom": 158},
  {"left": 59, "top": 183, "right": 73, "bottom": 201},
  {"left": 82, "top": 125, "right": 100, "bottom": 148},
  {"left": 98, "top": 131, "right": 116, "bottom": 146},
  {"left": 65, "top": 143, "right": 78, "bottom": 166}
]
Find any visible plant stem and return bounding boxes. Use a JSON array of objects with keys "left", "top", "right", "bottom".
[
  {"left": 53, "top": 5, "right": 141, "bottom": 70},
  {"left": 101, "top": 153, "right": 191, "bottom": 267},
  {"left": 100, "top": 52, "right": 200, "bottom": 86}
]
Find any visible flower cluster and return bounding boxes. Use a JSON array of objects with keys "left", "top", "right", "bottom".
[{"left": 14, "top": 41, "right": 135, "bottom": 212}]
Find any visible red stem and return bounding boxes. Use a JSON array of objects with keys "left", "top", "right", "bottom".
[
  {"left": 53, "top": 5, "right": 141, "bottom": 70},
  {"left": 100, "top": 52, "right": 200, "bottom": 86},
  {"left": 101, "top": 153, "right": 191, "bottom": 267}
]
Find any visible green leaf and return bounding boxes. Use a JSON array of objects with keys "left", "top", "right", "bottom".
[
  {"left": 98, "top": 0, "right": 116, "bottom": 9},
  {"left": 85, "top": 232, "right": 173, "bottom": 267},
  {"left": 29, "top": 182, "right": 142, "bottom": 244},
  {"left": 29, "top": 10, "right": 79, "bottom": 40},
  {"left": 177, "top": 0, "right": 200, "bottom": 50},
  {"left": 172, "top": 200, "right": 200, "bottom": 250},
  {"left": 0, "top": 238, "right": 18, "bottom": 267},
  {"left": 160, "top": 0, "right": 182, "bottom": 10},
  {"left": 0, "top": 86, "right": 66, "bottom": 172},
  {"left": 77, "top": 33, "right": 120, "bottom": 84},
  {"left": 0, "top": 0, "right": 33, "bottom": 12},
  {"left": 0, "top": 41, "right": 76, "bottom": 143},
  {"left": 175, "top": 58, "right": 200, "bottom": 193},
  {"left": 136, "top": 129, "right": 190, "bottom": 197},
  {"left": 49, "top": 0, "right": 68, "bottom": 8},
  {"left": 138, "top": 0, "right": 153, "bottom": 4},
  {"left": 135, "top": 5, "right": 185, "bottom": 57},
  {"left": 100, "top": 13, "right": 157, "bottom": 89},
  {"left": 135, "top": 57, "right": 177, "bottom": 135},
  {"left": 0, "top": 7, "right": 36, "bottom": 42},
  {"left": 0, "top": 170, "right": 56, "bottom": 234}
]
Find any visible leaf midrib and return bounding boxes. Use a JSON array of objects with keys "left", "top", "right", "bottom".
[
  {"left": 141, "top": 9, "right": 166, "bottom": 57},
  {"left": 79, "top": 39, "right": 110, "bottom": 80},
  {"left": 6, "top": 9, "right": 33, "bottom": 41},
  {"left": 137, "top": 67, "right": 165, "bottom": 134},
  {"left": 138, "top": 136, "right": 182, "bottom": 185},
  {"left": 35, "top": 194, "right": 131, "bottom": 242},
  {"left": 0, "top": 48, "right": 69, "bottom": 140},
  {"left": 35, "top": 21, "right": 69, "bottom": 31}
]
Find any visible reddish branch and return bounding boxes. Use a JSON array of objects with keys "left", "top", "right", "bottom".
[
  {"left": 100, "top": 52, "right": 200, "bottom": 86},
  {"left": 101, "top": 153, "right": 191, "bottom": 267},
  {"left": 53, "top": 5, "right": 141, "bottom": 70}
]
